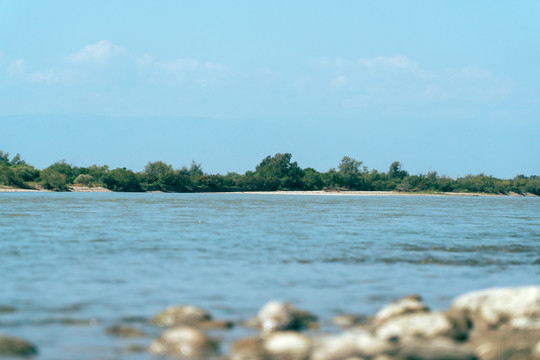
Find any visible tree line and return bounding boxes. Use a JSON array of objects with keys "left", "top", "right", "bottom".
[{"left": 0, "top": 151, "right": 538, "bottom": 195}]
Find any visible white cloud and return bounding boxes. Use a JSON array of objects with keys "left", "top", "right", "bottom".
[
  {"left": 357, "top": 55, "right": 418, "bottom": 69},
  {"left": 303, "top": 55, "right": 508, "bottom": 107},
  {"left": 157, "top": 58, "right": 199, "bottom": 72},
  {"left": 331, "top": 75, "right": 348, "bottom": 89},
  {"left": 1, "top": 41, "right": 227, "bottom": 90},
  {"left": 6, "top": 59, "right": 58, "bottom": 83},
  {"left": 69, "top": 40, "right": 127, "bottom": 63}
]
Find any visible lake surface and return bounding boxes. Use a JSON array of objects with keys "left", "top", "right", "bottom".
[{"left": 0, "top": 192, "right": 539, "bottom": 359}]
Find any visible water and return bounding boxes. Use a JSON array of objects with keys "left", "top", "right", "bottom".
[{"left": 0, "top": 192, "right": 539, "bottom": 359}]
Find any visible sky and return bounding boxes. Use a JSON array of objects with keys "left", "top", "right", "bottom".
[{"left": 1, "top": 1, "right": 539, "bottom": 177}]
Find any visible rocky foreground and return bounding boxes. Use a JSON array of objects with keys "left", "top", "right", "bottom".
[{"left": 2, "top": 286, "right": 540, "bottom": 359}]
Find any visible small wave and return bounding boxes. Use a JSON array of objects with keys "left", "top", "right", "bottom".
[
  {"left": 311, "top": 254, "right": 534, "bottom": 266},
  {"left": 323, "top": 257, "right": 367, "bottom": 264},
  {"left": 400, "top": 244, "right": 536, "bottom": 254}
]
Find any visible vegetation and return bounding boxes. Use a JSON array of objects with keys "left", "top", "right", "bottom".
[{"left": 0, "top": 150, "right": 538, "bottom": 195}]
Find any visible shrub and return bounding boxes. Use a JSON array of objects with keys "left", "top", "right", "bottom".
[
  {"left": 74, "top": 174, "right": 94, "bottom": 186},
  {"left": 40, "top": 169, "right": 68, "bottom": 191}
]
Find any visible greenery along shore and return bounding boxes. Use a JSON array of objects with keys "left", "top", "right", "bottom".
[{"left": 0, "top": 151, "right": 538, "bottom": 195}]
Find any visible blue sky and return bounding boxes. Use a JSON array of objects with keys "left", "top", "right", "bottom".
[{"left": 1, "top": 1, "right": 539, "bottom": 177}]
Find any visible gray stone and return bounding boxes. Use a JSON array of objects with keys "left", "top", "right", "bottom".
[
  {"left": 450, "top": 286, "right": 540, "bottom": 330},
  {"left": 311, "top": 330, "right": 394, "bottom": 360},
  {"left": 394, "top": 338, "right": 477, "bottom": 360},
  {"left": 263, "top": 332, "right": 312, "bottom": 360},
  {"left": 197, "top": 319, "right": 234, "bottom": 330},
  {"left": 467, "top": 329, "right": 540, "bottom": 360},
  {"left": 152, "top": 305, "right": 212, "bottom": 327},
  {"left": 0, "top": 306, "right": 16, "bottom": 314},
  {"left": 373, "top": 295, "right": 430, "bottom": 325},
  {"left": 148, "top": 326, "right": 219, "bottom": 357},
  {"left": 0, "top": 335, "right": 38, "bottom": 357},
  {"left": 105, "top": 325, "right": 146, "bottom": 337},
  {"left": 230, "top": 337, "right": 268, "bottom": 360},
  {"left": 375, "top": 312, "right": 468, "bottom": 341},
  {"left": 256, "top": 301, "right": 317, "bottom": 333},
  {"left": 332, "top": 314, "right": 366, "bottom": 328}
]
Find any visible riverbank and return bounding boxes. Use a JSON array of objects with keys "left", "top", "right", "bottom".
[
  {"left": 224, "top": 190, "right": 538, "bottom": 197},
  {"left": 0, "top": 185, "right": 537, "bottom": 196},
  {"left": 0, "top": 185, "right": 112, "bottom": 192}
]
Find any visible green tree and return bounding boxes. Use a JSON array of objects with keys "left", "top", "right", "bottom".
[
  {"left": 302, "top": 167, "right": 323, "bottom": 190},
  {"left": 337, "top": 156, "right": 366, "bottom": 189},
  {"left": 0, "top": 151, "right": 10, "bottom": 164},
  {"left": 44, "top": 161, "right": 76, "bottom": 184},
  {"left": 40, "top": 168, "right": 68, "bottom": 191},
  {"left": 103, "top": 168, "right": 142, "bottom": 192},
  {"left": 74, "top": 174, "right": 94, "bottom": 186},
  {"left": 388, "top": 161, "right": 408, "bottom": 179},
  {"left": 254, "top": 153, "right": 304, "bottom": 190},
  {"left": 10, "top": 153, "right": 26, "bottom": 165}
]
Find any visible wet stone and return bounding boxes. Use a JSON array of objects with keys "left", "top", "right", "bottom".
[
  {"left": 311, "top": 330, "right": 394, "bottom": 360},
  {"left": 375, "top": 312, "right": 469, "bottom": 341},
  {"left": 394, "top": 338, "right": 478, "bottom": 360},
  {"left": 105, "top": 325, "right": 146, "bottom": 338},
  {"left": 467, "top": 329, "right": 540, "bottom": 360},
  {"left": 256, "top": 301, "right": 318, "bottom": 333},
  {"left": 123, "top": 344, "right": 147, "bottom": 353},
  {"left": 450, "top": 286, "right": 540, "bottom": 330},
  {"left": 332, "top": 314, "right": 366, "bottom": 328},
  {"left": 0, "top": 306, "right": 16, "bottom": 314},
  {"left": 373, "top": 295, "right": 430, "bottom": 325},
  {"left": 230, "top": 337, "right": 267, "bottom": 360},
  {"left": 197, "top": 319, "right": 235, "bottom": 330},
  {"left": 149, "top": 326, "right": 219, "bottom": 357},
  {"left": 153, "top": 305, "right": 212, "bottom": 327},
  {"left": 0, "top": 335, "right": 38, "bottom": 357},
  {"left": 263, "top": 331, "right": 312, "bottom": 360}
]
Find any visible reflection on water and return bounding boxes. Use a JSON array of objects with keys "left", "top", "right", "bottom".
[{"left": 0, "top": 193, "right": 539, "bottom": 359}]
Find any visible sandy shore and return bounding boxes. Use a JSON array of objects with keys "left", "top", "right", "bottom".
[
  {"left": 222, "top": 190, "right": 537, "bottom": 197},
  {"left": 0, "top": 185, "right": 112, "bottom": 193},
  {"left": 0, "top": 186, "right": 536, "bottom": 196}
]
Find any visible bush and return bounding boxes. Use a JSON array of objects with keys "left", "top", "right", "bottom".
[
  {"left": 74, "top": 174, "right": 94, "bottom": 186},
  {"left": 103, "top": 168, "right": 142, "bottom": 192},
  {"left": 40, "top": 169, "right": 68, "bottom": 191}
]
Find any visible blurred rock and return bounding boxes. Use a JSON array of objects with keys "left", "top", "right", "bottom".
[
  {"left": 450, "top": 286, "right": 540, "bottom": 330},
  {"left": 467, "top": 329, "right": 540, "bottom": 360},
  {"left": 256, "top": 301, "right": 317, "bottom": 333},
  {"left": 0, "top": 306, "right": 16, "bottom": 314},
  {"left": 230, "top": 337, "right": 267, "bottom": 360},
  {"left": 148, "top": 326, "right": 219, "bottom": 357},
  {"left": 123, "top": 344, "right": 147, "bottom": 353},
  {"left": 393, "top": 337, "right": 477, "bottom": 360},
  {"left": 153, "top": 305, "right": 212, "bottom": 327},
  {"left": 311, "top": 330, "right": 393, "bottom": 360},
  {"left": 332, "top": 314, "right": 366, "bottom": 328},
  {"left": 0, "top": 335, "right": 38, "bottom": 357},
  {"left": 263, "top": 331, "right": 312, "bottom": 360},
  {"left": 105, "top": 325, "right": 146, "bottom": 337},
  {"left": 375, "top": 312, "right": 468, "bottom": 341},
  {"left": 373, "top": 295, "right": 429, "bottom": 325},
  {"left": 197, "top": 319, "right": 234, "bottom": 330}
]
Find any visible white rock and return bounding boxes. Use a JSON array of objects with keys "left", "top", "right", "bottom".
[
  {"left": 263, "top": 332, "right": 312, "bottom": 360},
  {"left": 451, "top": 286, "right": 540, "bottom": 329},
  {"left": 375, "top": 312, "right": 454, "bottom": 340},
  {"left": 311, "top": 330, "right": 391, "bottom": 360},
  {"left": 149, "top": 326, "right": 218, "bottom": 356},
  {"left": 257, "top": 301, "right": 316, "bottom": 333},
  {"left": 373, "top": 295, "right": 429, "bottom": 324},
  {"left": 152, "top": 305, "right": 211, "bottom": 327}
]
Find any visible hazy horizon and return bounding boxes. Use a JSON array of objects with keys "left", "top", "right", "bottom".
[{"left": 1, "top": 1, "right": 539, "bottom": 178}]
